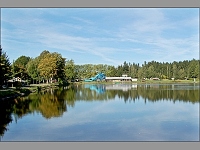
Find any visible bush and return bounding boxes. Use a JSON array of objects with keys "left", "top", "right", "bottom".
[
  {"left": 58, "top": 78, "right": 69, "bottom": 87},
  {"left": 37, "top": 86, "right": 41, "bottom": 92},
  {"left": 15, "top": 82, "right": 22, "bottom": 90}
]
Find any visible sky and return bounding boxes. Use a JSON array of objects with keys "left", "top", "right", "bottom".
[{"left": 1, "top": 8, "right": 199, "bottom": 66}]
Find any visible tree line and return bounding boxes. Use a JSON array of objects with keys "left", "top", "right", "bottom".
[
  {"left": 0, "top": 47, "right": 199, "bottom": 88},
  {"left": 1, "top": 83, "right": 199, "bottom": 137}
]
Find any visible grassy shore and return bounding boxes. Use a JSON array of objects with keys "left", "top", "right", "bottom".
[
  {"left": 135, "top": 79, "right": 199, "bottom": 84},
  {"left": 0, "top": 90, "right": 19, "bottom": 98},
  {"left": 0, "top": 83, "right": 59, "bottom": 100},
  {"left": 0, "top": 88, "right": 31, "bottom": 100},
  {"left": 1, "top": 79, "right": 198, "bottom": 100},
  {"left": 75, "top": 79, "right": 199, "bottom": 84}
]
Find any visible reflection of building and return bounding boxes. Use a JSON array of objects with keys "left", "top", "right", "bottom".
[
  {"left": 105, "top": 84, "right": 137, "bottom": 91},
  {"left": 84, "top": 84, "right": 138, "bottom": 93},
  {"left": 132, "top": 84, "right": 137, "bottom": 88}
]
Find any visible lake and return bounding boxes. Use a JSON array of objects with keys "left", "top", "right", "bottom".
[{"left": 0, "top": 83, "right": 199, "bottom": 141}]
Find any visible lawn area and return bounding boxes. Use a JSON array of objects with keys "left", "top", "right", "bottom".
[
  {"left": 0, "top": 85, "right": 45, "bottom": 99},
  {"left": 138, "top": 79, "right": 199, "bottom": 84},
  {"left": 80, "top": 79, "right": 199, "bottom": 84},
  {"left": 0, "top": 90, "right": 18, "bottom": 98}
]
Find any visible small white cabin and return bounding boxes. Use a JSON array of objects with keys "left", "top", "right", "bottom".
[
  {"left": 131, "top": 78, "right": 138, "bottom": 82},
  {"left": 122, "top": 74, "right": 128, "bottom": 77}
]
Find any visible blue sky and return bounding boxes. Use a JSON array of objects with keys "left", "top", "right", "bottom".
[{"left": 1, "top": 8, "right": 199, "bottom": 66}]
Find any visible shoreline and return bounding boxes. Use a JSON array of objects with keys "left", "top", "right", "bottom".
[
  {"left": 0, "top": 80, "right": 199, "bottom": 100},
  {"left": 74, "top": 79, "right": 199, "bottom": 85},
  {"left": 0, "top": 83, "right": 59, "bottom": 101}
]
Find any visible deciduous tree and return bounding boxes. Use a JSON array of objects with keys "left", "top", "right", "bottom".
[
  {"left": 0, "top": 51, "right": 12, "bottom": 87},
  {"left": 12, "top": 55, "right": 31, "bottom": 80}
]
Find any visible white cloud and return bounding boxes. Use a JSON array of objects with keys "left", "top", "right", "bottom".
[
  {"left": 71, "top": 17, "right": 94, "bottom": 25},
  {"left": 114, "top": 9, "right": 199, "bottom": 63},
  {"left": 1, "top": 8, "right": 199, "bottom": 66}
]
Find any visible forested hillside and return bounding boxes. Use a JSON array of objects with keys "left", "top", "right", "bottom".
[{"left": 0, "top": 48, "right": 199, "bottom": 87}]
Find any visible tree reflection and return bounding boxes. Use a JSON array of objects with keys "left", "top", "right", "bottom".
[
  {"left": 0, "top": 100, "right": 14, "bottom": 138},
  {"left": 26, "top": 88, "right": 67, "bottom": 119},
  {"left": 77, "top": 84, "right": 199, "bottom": 103},
  {"left": 0, "top": 83, "right": 199, "bottom": 138}
]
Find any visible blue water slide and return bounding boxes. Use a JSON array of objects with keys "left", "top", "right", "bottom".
[{"left": 84, "top": 73, "right": 106, "bottom": 82}]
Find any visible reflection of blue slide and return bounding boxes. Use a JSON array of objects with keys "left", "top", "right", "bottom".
[
  {"left": 85, "top": 84, "right": 106, "bottom": 94},
  {"left": 84, "top": 73, "right": 106, "bottom": 82}
]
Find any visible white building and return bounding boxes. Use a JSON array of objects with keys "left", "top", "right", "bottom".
[{"left": 105, "top": 75, "right": 137, "bottom": 82}]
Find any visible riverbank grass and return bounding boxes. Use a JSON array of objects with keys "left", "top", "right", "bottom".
[
  {"left": 78, "top": 79, "right": 199, "bottom": 84},
  {"left": 0, "top": 83, "right": 59, "bottom": 99},
  {"left": 0, "top": 90, "right": 18, "bottom": 98}
]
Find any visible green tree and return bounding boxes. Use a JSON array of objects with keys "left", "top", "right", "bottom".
[
  {"left": 138, "top": 67, "right": 145, "bottom": 80},
  {"left": 129, "top": 63, "right": 139, "bottom": 78},
  {"left": 122, "top": 61, "right": 129, "bottom": 74},
  {"left": 12, "top": 55, "right": 31, "bottom": 80},
  {"left": 188, "top": 59, "right": 199, "bottom": 79},
  {"left": 65, "top": 59, "right": 75, "bottom": 81},
  {"left": 177, "top": 68, "right": 185, "bottom": 80},
  {"left": 38, "top": 51, "right": 66, "bottom": 84},
  {"left": 105, "top": 65, "right": 117, "bottom": 77},
  {"left": 55, "top": 54, "right": 66, "bottom": 81},
  {"left": 115, "top": 65, "right": 123, "bottom": 77},
  {"left": 172, "top": 63, "right": 178, "bottom": 80},
  {"left": 0, "top": 51, "right": 12, "bottom": 87},
  {"left": 27, "top": 58, "right": 40, "bottom": 84},
  {"left": 38, "top": 50, "right": 50, "bottom": 60},
  {"left": 146, "top": 65, "right": 155, "bottom": 78},
  {"left": 38, "top": 53, "right": 56, "bottom": 83}
]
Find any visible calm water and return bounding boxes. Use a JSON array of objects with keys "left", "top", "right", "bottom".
[{"left": 0, "top": 83, "right": 199, "bottom": 141}]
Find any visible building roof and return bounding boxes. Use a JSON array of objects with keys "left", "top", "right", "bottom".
[{"left": 105, "top": 77, "right": 132, "bottom": 80}]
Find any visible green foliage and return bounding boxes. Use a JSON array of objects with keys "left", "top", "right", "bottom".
[
  {"left": 1, "top": 47, "right": 199, "bottom": 86},
  {"left": 74, "top": 64, "right": 118, "bottom": 80},
  {"left": 38, "top": 51, "right": 66, "bottom": 83},
  {"left": 27, "top": 57, "right": 40, "bottom": 83},
  {"left": 0, "top": 90, "right": 17, "bottom": 97},
  {"left": 65, "top": 59, "right": 75, "bottom": 80},
  {"left": 15, "top": 88, "right": 31, "bottom": 95},
  {"left": 38, "top": 52, "right": 57, "bottom": 80},
  {"left": 55, "top": 53, "right": 66, "bottom": 80},
  {"left": 115, "top": 59, "right": 199, "bottom": 80},
  {"left": 12, "top": 55, "right": 31, "bottom": 80},
  {"left": 15, "top": 82, "right": 22, "bottom": 90},
  {"left": 58, "top": 78, "right": 68, "bottom": 87},
  {"left": 13, "top": 55, "right": 30, "bottom": 67},
  {"left": 188, "top": 59, "right": 199, "bottom": 78},
  {"left": 0, "top": 51, "right": 12, "bottom": 87},
  {"left": 105, "top": 65, "right": 117, "bottom": 77}
]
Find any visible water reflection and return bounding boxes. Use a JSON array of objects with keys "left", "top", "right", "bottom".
[
  {"left": 0, "top": 83, "right": 199, "bottom": 139},
  {"left": 80, "top": 83, "right": 199, "bottom": 103},
  {"left": 105, "top": 84, "right": 133, "bottom": 91},
  {"left": 0, "top": 100, "right": 15, "bottom": 138},
  {"left": 84, "top": 84, "right": 106, "bottom": 94}
]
